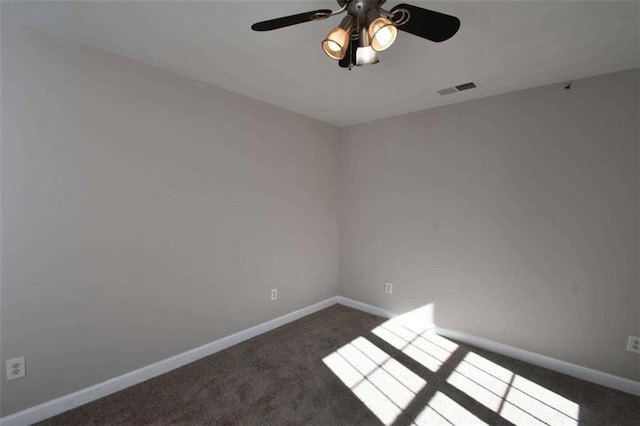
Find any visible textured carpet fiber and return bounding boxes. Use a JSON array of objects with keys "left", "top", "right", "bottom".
[{"left": 38, "top": 304, "right": 639, "bottom": 425}]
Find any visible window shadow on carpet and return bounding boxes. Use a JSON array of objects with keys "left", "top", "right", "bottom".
[{"left": 323, "top": 306, "right": 580, "bottom": 426}]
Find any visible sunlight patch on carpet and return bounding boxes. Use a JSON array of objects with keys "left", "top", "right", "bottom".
[
  {"left": 372, "top": 306, "right": 457, "bottom": 373},
  {"left": 414, "top": 391, "right": 487, "bottom": 425},
  {"left": 323, "top": 336, "right": 426, "bottom": 425},
  {"left": 448, "top": 352, "right": 579, "bottom": 426}
]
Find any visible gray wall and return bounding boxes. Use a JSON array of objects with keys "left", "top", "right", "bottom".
[
  {"left": 340, "top": 69, "right": 640, "bottom": 381},
  {"left": 1, "top": 23, "right": 340, "bottom": 415}
]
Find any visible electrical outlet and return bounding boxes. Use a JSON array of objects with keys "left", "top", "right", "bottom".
[
  {"left": 385, "top": 282, "right": 393, "bottom": 294},
  {"left": 271, "top": 288, "right": 278, "bottom": 301},
  {"left": 6, "top": 357, "right": 26, "bottom": 381},
  {"left": 627, "top": 335, "right": 640, "bottom": 354}
]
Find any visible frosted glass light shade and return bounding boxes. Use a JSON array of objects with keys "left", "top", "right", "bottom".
[
  {"left": 322, "top": 27, "right": 350, "bottom": 60},
  {"left": 355, "top": 46, "right": 379, "bottom": 66},
  {"left": 368, "top": 17, "right": 397, "bottom": 51}
]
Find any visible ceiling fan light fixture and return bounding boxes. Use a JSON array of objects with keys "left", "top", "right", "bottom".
[
  {"left": 367, "top": 15, "right": 397, "bottom": 52},
  {"left": 355, "top": 27, "right": 379, "bottom": 66},
  {"left": 251, "top": 1, "right": 461, "bottom": 70},
  {"left": 322, "top": 15, "right": 354, "bottom": 60}
]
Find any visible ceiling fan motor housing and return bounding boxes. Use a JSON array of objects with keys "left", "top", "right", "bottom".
[
  {"left": 344, "top": 0, "right": 386, "bottom": 20},
  {"left": 337, "top": 0, "right": 387, "bottom": 6}
]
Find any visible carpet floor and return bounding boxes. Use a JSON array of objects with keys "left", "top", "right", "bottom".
[{"left": 38, "top": 304, "right": 640, "bottom": 425}]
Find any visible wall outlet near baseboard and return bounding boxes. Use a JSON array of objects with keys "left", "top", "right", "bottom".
[
  {"left": 6, "top": 356, "right": 26, "bottom": 381},
  {"left": 270, "top": 288, "right": 278, "bottom": 301},
  {"left": 385, "top": 282, "right": 393, "bottom": 294},
  {"left": 627, "top": 335, "right": 640, "bottom": 354}
]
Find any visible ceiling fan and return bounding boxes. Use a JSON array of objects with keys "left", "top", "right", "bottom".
[{"left": 251, "top": 0, "right": 460, "bottom": 69}]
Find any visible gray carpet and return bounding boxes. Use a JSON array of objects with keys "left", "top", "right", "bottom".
[{"left": 37, "top": 305, "right": 640, "bottom": 425}]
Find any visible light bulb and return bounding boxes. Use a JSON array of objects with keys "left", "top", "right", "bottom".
[{"left": 368, "top": 16, "right": 397, "bottom": 52}]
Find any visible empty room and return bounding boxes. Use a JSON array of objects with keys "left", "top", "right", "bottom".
[{"left": 1, "top": 0, "right": 639, "bottom": 425}]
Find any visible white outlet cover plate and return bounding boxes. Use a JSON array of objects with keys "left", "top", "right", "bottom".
[
  {"left": 627, "top": 335, "right": 640, "bottom": 354},
  {"left": 6, "top": 356, "right": 26, "bottom": 380},
  {"left": 385, "top": 282, "right": 393, "bottom": 294},
  {"left": 271, "top": 289, "right": 278, "bottom": 301}
]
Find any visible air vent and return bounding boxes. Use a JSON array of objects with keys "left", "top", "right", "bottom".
[
  {"left": 437, "top": 82, "right": 478, "bottom": 96},
  {"left": 455, "top": 82, "right": 477, "bottom": 91},
  {"left": 437, "top": 87, "right": 457, "bottom": 96}
]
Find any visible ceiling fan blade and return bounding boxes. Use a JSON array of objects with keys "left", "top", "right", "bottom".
[
  {"left": 391, "top": 3, "right": 460, "bottom": 42},
  {"left": 251, "top": 9, "right": 332, "bottom": 31}
]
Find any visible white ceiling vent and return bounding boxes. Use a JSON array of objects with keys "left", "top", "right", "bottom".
[
  {"left": 437, "top": 82, "right": 478, "bottom": 96},
  {"left": 437, "top": 87, "right": 457, "bottom": 96}
]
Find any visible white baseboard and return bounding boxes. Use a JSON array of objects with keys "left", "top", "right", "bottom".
[
  {"left": 435, "top": 326, "right": 640, "bottom": 397},
  {"left": 336, "top": 296, "right": 395, "bottom": 319},
  {"left": 0, "top": 296, "right": 339, "bottom": 426}
]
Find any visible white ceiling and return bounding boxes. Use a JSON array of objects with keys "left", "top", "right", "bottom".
[{"left": 3, "top": 0, "right": 639, "bottom": 126}]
